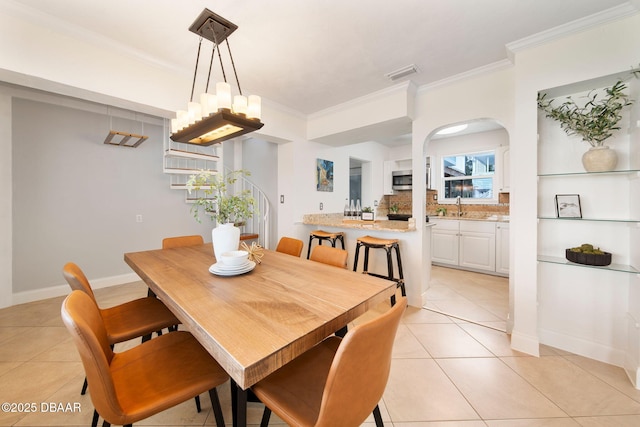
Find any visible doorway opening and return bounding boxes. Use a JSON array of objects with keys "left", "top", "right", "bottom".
[{"left": 423, "top": 118, "right": 512, "bottom": 332}]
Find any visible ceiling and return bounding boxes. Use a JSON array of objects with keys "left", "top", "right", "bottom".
[{"left": 7, "top": 0, "right": 635, "bottom": 115}]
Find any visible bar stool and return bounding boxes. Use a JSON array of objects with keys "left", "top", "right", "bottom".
[
  {"left": 353, "top": 236, "right": 406, "bottom": 304},
  {"left": 306, "top": 230, "right": 345, "bottom": 259}
]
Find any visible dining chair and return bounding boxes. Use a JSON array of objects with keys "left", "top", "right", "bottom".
[
  {"left": 162, "top": 234, "right": 204, "bottom": 249},
  {"left": 61, "top": 290, "right": 229, "bottom": 427},
  {"left": 152, "top": 235, "right": 205, "bottom": 299},
  {"left": 275, "top": 236, "right": 304, "bottom": 257},
  {"left": 62, "top": 263, "right": 180, "bottom": 397},
  {"left": 252, "top": 296, "right": 407, "bottom": 427},
  {"left": 310, "top": 245, "right": 348, "bottom": 268}
]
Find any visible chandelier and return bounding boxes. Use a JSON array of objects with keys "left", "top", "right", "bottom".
[{"left": 170, "top": 9, "right": 264, "bottom": 146}]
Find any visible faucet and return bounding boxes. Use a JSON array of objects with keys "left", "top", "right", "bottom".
[{"left": 456, "top": 196, "right": 462, "bottom": 217}]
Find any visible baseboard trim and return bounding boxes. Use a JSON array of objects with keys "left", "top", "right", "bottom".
[
  {"left": 539, "top": 328, "right": 625, "bottom": 367},
  {"left": 510, "top": 330, "right": 540, "bottom": 356},
  {"left": 12, "top": 273, "right": 140, "bottom": 306}
]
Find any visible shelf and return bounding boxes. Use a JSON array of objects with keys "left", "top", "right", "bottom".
[
  {"left": 163, "top": 167, "right": 219, "bottom": 175},
  {"left": 164, "top": 148, "right": 219, "bottom": 161},
  {"left": 537, "top": 217, "right": 640, "bottom": 223},
  {"left": 538, "top": 169, "right": 640, "bottom": 178},
  {"left": 537, "top": 255, "right": 639, "bottom": 274}
]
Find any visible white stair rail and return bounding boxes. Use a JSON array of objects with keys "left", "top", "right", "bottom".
[{"left": 226, "top": 167, "right": 271, "bottom": 249}]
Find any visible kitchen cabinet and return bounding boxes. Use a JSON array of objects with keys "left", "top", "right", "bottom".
[
  {"left": 431, "top": 219, "right": 505, "bottom": 275},
  {"left": 383, "top": 158, "right": 412, "bottom": 195},
  {"left": 431, "top": 219, "right": 459, "bottom": 265},
  {"left": 496, "top": 145, "right": 510, "bottom": 192},
  {"left": 495, "top": 222, "right": 509, "bottom": 274},
  {"left": 459, "top": 220, "right": 496, "bottom": 272}
]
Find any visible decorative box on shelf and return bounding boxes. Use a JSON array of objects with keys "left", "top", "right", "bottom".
[
  {"left": 565, "top": 248, "right": 612, "bottom": 266},
  {"left": 361, "top": 212, "right": 374, "bottom": 221}
]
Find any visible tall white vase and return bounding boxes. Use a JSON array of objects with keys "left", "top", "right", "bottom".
[{"left": 212, "top": 223, "right": 240, "bottom": 261}]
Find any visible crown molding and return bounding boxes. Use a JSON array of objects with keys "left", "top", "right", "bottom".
[
  {"left": 506, "top": 3, "right": 639, "bottom": 58},
  {"left": 417, "top": 60, "right": 513, "bottom": 94},
  {"left": 0, "top": 0, "right": 188, "bottom": 76},
  {"left": 308, "top": 80, "right": 417, "bottom": 119}
]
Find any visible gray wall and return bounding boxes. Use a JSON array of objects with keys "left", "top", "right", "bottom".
[
  {"left": 12, "top": 97, "right": 212, "bottom": 293},
  {"left": 242, "top": 138, "right": 278, "bottom": 248}
]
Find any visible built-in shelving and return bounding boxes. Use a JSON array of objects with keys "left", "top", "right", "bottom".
[{"left": 537, "top": 255, "right": 639, "bottom": 274}]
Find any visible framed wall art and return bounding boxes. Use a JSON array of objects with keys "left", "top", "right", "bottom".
[
  {"left": 316, "top": 158, "right": 333, "bottom": 192},
  {"left": 555, "top": 194, "right": 582, "bottom": 218}
]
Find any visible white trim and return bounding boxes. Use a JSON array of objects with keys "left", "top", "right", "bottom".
[
  {"left": 539, "top": 328, "right": 625, "bottom": 367},
  {"left": 510, "top": 330, "right": 540, "bottom": 357},
  {"left": 417, "top": 60, "right": 513, "bottom": 94},
  {"left": 308, "top": 81, "right": 416, "bottom": 119},
  {"left": 506, "top": 3, "right": 639, "bottom": 57},
  {"left": 11, "top": 273, "right": 140, "bottom": 305}
]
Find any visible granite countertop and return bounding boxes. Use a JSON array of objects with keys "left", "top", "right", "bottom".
[
  {"left": 430, "top": 214, "right": 510, "bottom": 222},
  {"left": 303, "top": 213, "right": 417, "bottom": 232}
]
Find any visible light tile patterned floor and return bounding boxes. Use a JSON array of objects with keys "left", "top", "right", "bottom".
[{"left": 1, "top": 271, "right": 640, "bottom": 426}]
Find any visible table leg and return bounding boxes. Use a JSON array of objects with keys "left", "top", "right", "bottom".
[{"left": 231, "top": 379, "right": 247, "bottom": 427}]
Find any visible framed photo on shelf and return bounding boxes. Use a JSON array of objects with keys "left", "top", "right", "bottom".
[{"left": 555, "top": 194, "right": 582, "bottom": 218}]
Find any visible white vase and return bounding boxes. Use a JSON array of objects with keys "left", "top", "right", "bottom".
[
  {"left": 212, "top": 223, "right": 240, "bottom": 261},
  {"left": 581, "top": 146, "right": 618, "bottom": 172}
]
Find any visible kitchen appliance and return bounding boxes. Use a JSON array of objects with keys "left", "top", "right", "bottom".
[{"left": 392, "top": 170, "right": 412, "bottom": 191}]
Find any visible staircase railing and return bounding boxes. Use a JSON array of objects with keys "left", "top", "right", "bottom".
[{"left": 227, "top": 167, "right": 271, "bottom": 249}]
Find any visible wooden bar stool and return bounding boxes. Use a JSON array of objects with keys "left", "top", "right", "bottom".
[
  {"left": 353, "top": 235, "right": 406, "bottom": 304},
  {"left": 306, "top": 230, "right": 345, "bottom": 259}
]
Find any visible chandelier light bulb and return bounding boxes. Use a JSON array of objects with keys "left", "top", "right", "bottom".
[
  {"left": 216, "top": 82, "right": 232, "bottom": 110},
  {"left": 187, "top": 102, "right": 202, "bottom": 125},
  {"left": 176, "top": 110, "right": 188, "bottom": 131},
  {"left": 233, "top": 95, "right": 248, "bottom": 115},
  {"left": 247, "top": 95, "right": 261, "bottom": 120}
]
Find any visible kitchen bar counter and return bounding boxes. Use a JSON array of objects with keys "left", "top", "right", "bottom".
[{"left": 303, "top": 213, "right": 418, "bottom": 232}]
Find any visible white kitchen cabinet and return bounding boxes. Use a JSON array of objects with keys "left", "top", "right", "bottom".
[
  {"left": 431, "top": 219, "right": 505, "bottom": 275},
  {"left": 496, "top": 145, "right": 510, "bottom": 192},
  {"left": 431, "top": 219, "right": 459, "bottom": 265},
  {"left": 459, "top": 220, "right": 496, "bottom": 272},
  {"left": 495, "top": 222, "right": 510, "bottom": 275},
  {"left": 383, "top": 160, "right": 396, "bottom": 195}
]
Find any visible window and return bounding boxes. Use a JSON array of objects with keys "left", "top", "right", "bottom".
[{"left": 442, "top": 151, "right": 495, "bottom": 199}]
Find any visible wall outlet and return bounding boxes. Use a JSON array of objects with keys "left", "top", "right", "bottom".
[
  {"left": 136, "top": 214, "right": 143, "bottom": 223},
  {"left": 280, "top": 195, "right": 284, "bottom": 204},
  {"left": 319, "top": 202, "right": 323, "bottom": 210}
]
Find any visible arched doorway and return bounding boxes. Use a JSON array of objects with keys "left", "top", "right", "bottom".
[{"left": 423, "top": 119, "right": 511, "bottom": 332}]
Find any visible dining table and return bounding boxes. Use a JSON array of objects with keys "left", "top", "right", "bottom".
[{"left": 124, "top": 243, "right": 397, "bottom": 427}]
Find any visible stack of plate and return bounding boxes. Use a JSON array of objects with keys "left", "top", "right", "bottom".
[{"left": 209, "top": 260, "right": 256, "bottom": 276}]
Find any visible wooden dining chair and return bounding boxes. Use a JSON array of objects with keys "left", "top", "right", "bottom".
[
  {"left": 275, "top": 236, "right": 304, "bottom": 257},
  {"left": 61, "top": 290, "right": 229, "bottom": 427},
  {"left": 310, "top": 245, "right": 348, "bottom": 269},
  {"left": 252, "top": 296, "right": 407, "bottom": 427}
]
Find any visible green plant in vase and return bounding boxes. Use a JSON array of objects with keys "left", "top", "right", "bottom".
[
  {"left": 186, "top": 169, "right": 256, "bottom": 225},
  {"left": 537, "top": 66, "right": 638, "bottom": 172}
]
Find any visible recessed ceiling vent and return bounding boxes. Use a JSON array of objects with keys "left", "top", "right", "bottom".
[{"left": 385, "top": 64, "right": 419, "bottom": 81}]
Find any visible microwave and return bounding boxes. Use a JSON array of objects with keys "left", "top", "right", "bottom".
[{"left": 392, "top": 170, "right": 412, "bottom": 190}]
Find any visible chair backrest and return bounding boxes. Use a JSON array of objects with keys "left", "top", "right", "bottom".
[
  {"left": 162, "top": 235, "right": 204, "bottom": 249},
  {"left": 315, "top": 297, "right": 406, "bottom": 427},
  {"left": 310, "top": 245, "right": 348, "bottom": 269},
  {"left": 63, "top": 262, "right": 96, "bottom": 301},
  {"left": 275, "top": 237, "right": 304, "bottom": 257},
  {"left": 61, "top": 290, "right": 123, "bottom": 421}
]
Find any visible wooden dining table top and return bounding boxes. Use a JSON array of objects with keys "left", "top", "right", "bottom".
[{"left": 124, "top": 243, "right": 396, "bottom": 390}]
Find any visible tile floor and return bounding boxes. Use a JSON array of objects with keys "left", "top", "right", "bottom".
[
  {"left": 424, "top": 266, "right": 510, "bottom": 331},
  {"left": 1, "top": 271, "right": 640, "bottom": 426}
]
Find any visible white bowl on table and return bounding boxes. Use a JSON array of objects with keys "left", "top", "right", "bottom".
[{"left": 219, "top": 250, "right": 249, "bottom": 266}]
